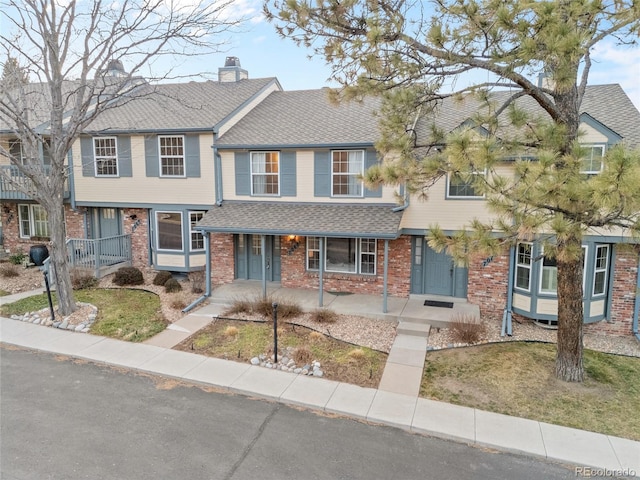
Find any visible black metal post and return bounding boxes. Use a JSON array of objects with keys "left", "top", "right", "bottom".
[
  {"left": 43, "top": 271, "right": 55, "bottom": 321},
  {"left": 272, "top": 302, "right": 278, "bottom": 364}
]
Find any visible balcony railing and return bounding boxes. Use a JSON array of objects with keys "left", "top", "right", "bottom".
[
  {"left": 67, "top": 234, "right": 132, "bottom": 278},
  {"left": 0, "top": 165, "right": 70, "bottom": 200}
]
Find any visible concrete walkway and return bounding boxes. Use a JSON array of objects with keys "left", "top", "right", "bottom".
[{"left": 1, "top": 316, "right": 638, "bottom": 475}]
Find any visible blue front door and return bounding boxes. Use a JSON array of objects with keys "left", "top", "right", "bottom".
[
  {"left": 236, "top": 234, "right": 281, "bottom": 281},
  {"left": 411, "top": 236, "right": 468, "bottom": 297}
]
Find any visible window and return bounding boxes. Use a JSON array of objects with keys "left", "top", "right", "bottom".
[
  {"left": 539, "top": 246, "right": 587, "bottom": 295},
  {"left": 251, "top": 152, "right": 279, "bottom": 195},
  {"left": 580, "top": 145, "right": 605, "bottom": 174},
  {"left": 307, "top": 237, "right": 376, "bottom": 274},
  {"left": 515, "top": 243, "right": 532, "bottom": 291},
  {"left": 159, "top": 136, "right": 185, "bottom": 177},
  {"left": 307, "top": 236, "right": 320, "bottom": 270},
  {"left": 18, "top": 204, "right": 49, "bottom": 239},
  {"left": 156, "top": 211, "right": 183, "bottom": 251},
  {"left": 94, "top": 137, "right": 118, "bottom": 176},
  {"left": 189, "top": 211, "right": 204, "bottom": 251},
  {"left": 9, "top": 139, "right": 24, "bottom": 164},
  {"left": 593, "top": 245, "right": 609, "bottom": 296},
  {"left": 332, "top": 150, "right": 363, "bottom": 197},
  {"left": 447, "top": 170, "right": 485, "bottom": 198}
]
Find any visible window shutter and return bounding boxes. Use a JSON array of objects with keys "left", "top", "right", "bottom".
[
  {"left": 185, "top": 134, "right": 201, "bottom": 177},
  {"left": 234, "top": 152, "right": 250, "bottom": 196},
  {"left": 280, "top": 151, "right": 296, "bottom": 197},
  {"left": 80, "top": 137, "right": 95, "bottom": 177},
  {"left": 314, "top": 150, "right": 330, "bottom": 197},
  {"left": 145, "top": 135, "right": 159, "bottom": 177},
  {"left": 118, "top": 136, "right": 132, "bottom": 177},
  {"left": 364, "top": 149, "right": 382, "bottom": 198}
]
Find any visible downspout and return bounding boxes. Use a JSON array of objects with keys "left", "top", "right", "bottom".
[
  {"left": 67, "top": 150, "right": 77, "bottom": 210},
  {"left": 383, "top": 239, "right": 389, "bottom": 313},
  {"left": 318, "top": 237, "right": 324, "bottom": 307},
  {"left": 392, "top": 183, "right": 409, "bottom": 212},
  {"left": 501, "top": 245, "right": 516, "bottom": 337},
  {"left": 633, "top": 253, "right": 640, "bottom": 341},
  {"left": 183, "top": 231, "right": 212, "bottom": 312}
]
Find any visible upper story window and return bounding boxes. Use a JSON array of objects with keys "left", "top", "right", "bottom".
[
  {"left": 332, "top": 150, "right": 364, "bottom": 197},
  {"left": 447, "top": 170, "right": 485, "bottom": 198},
  {"left": 18, "top": 204, "right": 49, "bottom": 239},
  {"left": 251, "top": 152, "right": 279, "bottom": 195},
  {"left": 159, "top": 136, "right": 185, "bottom": 177},
  {"left": 580, "top": 145, "right": 605, "bottom": 174},
  {"left": 515, "top": 242, "right": 532, "bottom": 291},
  {"left": 9, "top": 139, "right": 24, "bottom": 164},
  {"left": 94, "top": 137, "right": 118, "bottom": 176}
]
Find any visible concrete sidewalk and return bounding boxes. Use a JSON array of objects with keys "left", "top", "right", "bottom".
[{"left": 2, "top": 317, "right": 638, "bottom": 475}]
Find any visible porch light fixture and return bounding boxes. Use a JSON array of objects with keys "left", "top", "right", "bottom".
[{"left": 287, "top": 235, "right": 299, "bottom": 255}]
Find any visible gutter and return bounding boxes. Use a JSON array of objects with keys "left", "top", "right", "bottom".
[
  {"left": 392, "top": 184, "right": 409, "bottom": 212},
  {"left": 182, "top": 231, "right": 212, "bottom": 313},
  {"left": 634, "top": 254, "right": 640, "bottom": 341}
]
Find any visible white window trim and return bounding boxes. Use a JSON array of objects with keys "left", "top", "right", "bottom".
[
  {"left": 306, "top": 237, "right": 320, "bottom": 271},
  {"left": 331, "top": 149, "right": 365, "bottom": 198},
  {"left": 592, "top": 244, "right": 609, "bottom": 297},
  {"left": 514, "top": 242, "right": 532, "bottom": 292},
  {"left": 538, "top": 246, "right": 588, "bottom": 296},
  {"left": 189, "top": 211, "right": 205, "bottom": 251},
  {"left": 579, "top": 144, "right": 606, "bottom": 175},
  {"left": 18, "top": 204, "right": 49, "bottom": 239},
  {"left": 93, "top": 136, "right": 119, "bottom": 177},
  {"left": 445, "top": 169, "right": 487, "bottom": 199},
  {"left": 250, "top": 151, "right": 280, "bottom": 196},
  {"left": 9, "top": 138, "right": 24, "bottom": 165},
  {"left": 307, "top": 237, "right": 377, "bottom": 275},
  {"left": 158, "top": 135, "right": 186, "bottom": 178},
  {"left": 155, "top": 211, "right": 184, "bottom": 252}
]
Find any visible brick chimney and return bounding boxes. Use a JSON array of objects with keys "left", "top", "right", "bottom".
[{"left": 218, "top": 57, "right": 248, "bottom": 82}]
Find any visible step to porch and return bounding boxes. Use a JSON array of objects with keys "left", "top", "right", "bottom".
[{"left": 396, "top": 321, "right": 431, "bottom": 337}]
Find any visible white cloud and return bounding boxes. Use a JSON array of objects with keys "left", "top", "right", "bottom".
[{"left": 589, "top": 40, "right": 640, "bottom": 109}]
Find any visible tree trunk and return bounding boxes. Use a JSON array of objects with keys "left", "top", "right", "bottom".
[
  {"left": 46, "top": 201, "right": 76, "bottom": 316},
  {"left": 555, "top": 232, "right": 584, "bottom": 382}
]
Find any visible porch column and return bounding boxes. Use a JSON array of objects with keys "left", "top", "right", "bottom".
[
  {"left": 261, "top": 234, "right": 267, "bottom": 299},
  {"left": 318, "top": 237, "right": 324, "bottom": 307},
  {"left": 383, "top": 239, "right": 389, "bottom": 313}
]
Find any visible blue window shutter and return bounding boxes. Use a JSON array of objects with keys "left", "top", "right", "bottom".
[
  {"left": 118, "top": 136, "right": 132, "bottom": 177},
  {"left": 364, "top": 149, "right": 382, "bottom": 198},
  {"left": 80, "top": 137, "right": 94, "bottom": 177},
  {"left": 235, "top": 152, "right": 250, "bottom": 196},
  {"left": 185, "top": 134, "right": 201, "bottom": 177},
  {"left": 314, "top": 150, "right": 330, "bottom": 197},
  {"left": 145, "top": 135, "right": 159, "bottom": 177},
  {"left": 280, "top": 151, "right": 296, "bottom": 197}
]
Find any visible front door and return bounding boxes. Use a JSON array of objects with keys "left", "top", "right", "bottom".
[
  {"left": 411, "top": 236, "right": 468, "bottom": 297},
  {"left": 236, "top": 234, "right": 281, "bottom": 281},
  {"left": 92, "top": 208, "right": 121, "bottom": 238}
]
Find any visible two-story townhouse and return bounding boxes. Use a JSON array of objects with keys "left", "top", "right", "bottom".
[
  {"left": 1, "top": 59, "right": 283, "bottom": 276},
  {"left": 197, "top": 83, "right": 640, "bottom": 338}
]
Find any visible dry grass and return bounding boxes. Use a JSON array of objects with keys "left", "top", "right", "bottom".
[
  {"left": 293, "top": 345, "right": 314, "bottom": 365},
  {"left": 347, "top": 348, "right": 367, "bottom": 362},
  {"left": 449, "top": 314, "right": 487, "bottom": 344},
  {"left": 310, "top": 308, "right": 338, "bottom": 324},
  {"left": 0, "top": 263, "right": 19, "bottom": 278},
  {"left": 308, "top": 331, "right": 325, "bottom": 342},
  {"left": 421, "top": 342, "right": 640, "bottom": 441},
  {"left": 223, "top": 325, "right": 239, "bottom": 337}
]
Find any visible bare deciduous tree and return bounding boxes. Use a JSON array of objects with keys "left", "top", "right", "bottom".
[{"left": 0, "top": 0, "right": 245, "bottom": 314}]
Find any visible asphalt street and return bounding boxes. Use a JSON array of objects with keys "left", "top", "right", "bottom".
[{"left": 1, "top": 346, "right": 578, "bottom": 480}]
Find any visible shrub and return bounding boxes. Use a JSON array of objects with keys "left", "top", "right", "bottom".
[
  {"left": 223, "top": 298, "right": 252, "bottom": 316},
  {"left": 152, "top": 270, "right": 172, "bottom": 286},
  {"left": 0, "top": 263, "right": 19, "bottom": 278},
  {"left": 347, "top": 348, "right": 367, "bottom": 362},
  {"left": 113, "top": 266, "right": 144, "bottom": 286},
  {"left": 170, "top": 299, "right": 187, "bottom": 310},
  {"left": 310, "top": 308, "right": 338, "bottom": 324},
  {"left": 164, "top": 278, "right": 182, "bottom": 293},
  {"left": 252, "top": 296, "right": 275, "bottom": 317},
  {"left": 308, "top": 331, "right": 325, "bottom": 342},
  {"left": 9, "top": 251, "right": 27, "bottom": 265},
  {"left": 223, "top": 325, "right": 239, "bottom": 337},
  {"left": 70, "top": 268, "right": 97, "bottom": 290},
  {"left": 276, "top": 300, "right": 303, "bottom": 319},
  {"left": 189, "top": 270, "right": 205, "bottom": 294},
  {"left": 449, "top": 314, "right": 487, "bottom": 345},
  {"left": 293, "top": 346, "right": 313, "bottom": 365}
]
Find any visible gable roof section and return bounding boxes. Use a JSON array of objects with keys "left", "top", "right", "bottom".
[
  {"left": 197, "top": 201, "right": 402, "bottom": 239},
  {"left": 83, "top": 78, "right": 280, "bottom": 133},
  {"left": 216, "top": 89, "right": 382, "bottom": 148}
]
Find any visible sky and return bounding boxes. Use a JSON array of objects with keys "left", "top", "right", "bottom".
[{"left": 180, "top": 1, "right": 640, "bottom": 110}]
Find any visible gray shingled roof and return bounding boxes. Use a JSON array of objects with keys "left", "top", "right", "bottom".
[
  {"left": 197, "top": 202, "right": 402, "bottom": 238},
  {"left": 417, "top": 84, "right": 640, "bottom": 149},
  {"left": 84, "top": 78, "right": 279, "bottom": 132},
  {"left": 217, "top": 89, "right": 382, "bottom": 147}
]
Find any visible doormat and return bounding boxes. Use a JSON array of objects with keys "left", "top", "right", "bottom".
[{"left": 424, "top": 300, "right": 454, "bottom": 308}]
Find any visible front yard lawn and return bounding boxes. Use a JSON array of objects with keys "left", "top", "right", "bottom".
[
  {"left": 1, "top": 288, "right": 166, "bottom": 342},
  {"left": 421, "top": 342, "right": 640, "bottom": 441}
]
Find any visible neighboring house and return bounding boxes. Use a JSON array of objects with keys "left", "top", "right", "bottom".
[{"left": 1, "top": 60, "right": 638, "bottom": 338}]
